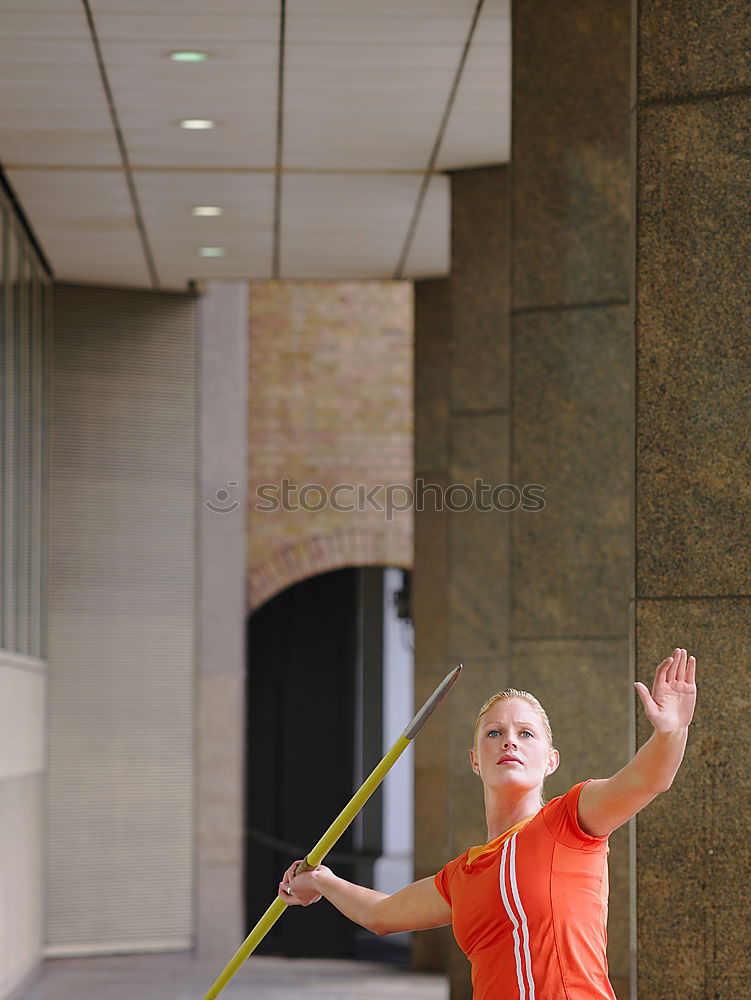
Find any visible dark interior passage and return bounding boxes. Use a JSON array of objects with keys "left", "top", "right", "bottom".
[{"left": 245, "top": 568, "right": 359, "bottom": 958}]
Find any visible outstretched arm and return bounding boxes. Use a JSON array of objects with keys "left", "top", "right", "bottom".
[
  {"left": 278, "top": 861, "right": 451, "bottom": 936},
  {"left": 578, "top": 647, "right": 697, "bottom": 838}
]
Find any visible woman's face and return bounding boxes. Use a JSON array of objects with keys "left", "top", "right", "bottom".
[{"left": 470, "top": 698, "right": 559, "bottom": 795}]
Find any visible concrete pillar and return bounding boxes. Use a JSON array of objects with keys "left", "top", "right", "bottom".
[
  {"left": 196, "top": 281, "right": 249, "bottom": 957},
  {"left": 510, "top": 3, "right": 632, "bottom": 995},
  {"left": 413, "top": 166, "right": 510, "bottom": 999},
  {"left": 633, "top": 4, "right": 751, "bottom": 996}
]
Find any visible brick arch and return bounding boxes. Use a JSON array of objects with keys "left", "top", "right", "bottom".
[
  {"left": 247, "top": 280, "right": 413, "bottom": 616},
  {"left": 247, "top": 529, "right": 412, "bottom": 613}
]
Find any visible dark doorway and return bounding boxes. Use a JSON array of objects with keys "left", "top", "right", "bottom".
[{"left": 245, "top": 568, "right": 361, "bottom": 958}]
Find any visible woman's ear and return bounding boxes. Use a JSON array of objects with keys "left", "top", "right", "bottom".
[
  {"left": 469, "top": 747, "right": 480, "bottom": 775},
  {"left": 545, "top": 749, "right": 560, "bottom": 777}
]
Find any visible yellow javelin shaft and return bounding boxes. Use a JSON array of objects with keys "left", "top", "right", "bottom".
[
  {"left": 202, "top": 665, "right": 462, "bottom": 1000},
  {"left": 203, "top": 735, "right": 410, "bottom": 1000}
]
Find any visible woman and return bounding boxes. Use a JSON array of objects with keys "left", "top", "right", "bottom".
[{"left": 279, "top": 647, "right": 697, "bottom": 999}]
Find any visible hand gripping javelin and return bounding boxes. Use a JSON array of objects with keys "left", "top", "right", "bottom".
[{"left": 202, "top": 664, "right": 463, "bottom": 1000}]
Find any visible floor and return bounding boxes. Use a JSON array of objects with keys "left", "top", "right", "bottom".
[{"left": 15, "top": 953, "right": 449, "bottom": 1000}]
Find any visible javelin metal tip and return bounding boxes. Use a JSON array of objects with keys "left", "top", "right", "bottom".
[{"left": 403, "top": 664, "right": 463, "bottom": 740}]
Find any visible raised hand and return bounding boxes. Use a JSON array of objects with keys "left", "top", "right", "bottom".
[{"left": 635, "top": 647, "right": 697, "bottom": 732}]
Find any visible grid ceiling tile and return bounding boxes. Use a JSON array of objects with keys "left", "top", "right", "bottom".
[
  {"left": 96, "top": 40, "right": 278, "bottom": 170},
  {"left": 284, "top": 58, "right": 457, "bottom": 171},
  {"left": 90, "top": 0, "right": 277, "bottom": 11},
  {"left": 280, "top": 172, "right": 423, "bottom": 279},
  {"left": 286, "top": 7, "right": 478, "bottom": 46},
  {"left": 7, "top": 168, "right": 151, "bottom": 286},
  {"left": 134, "top": 169, "right": 275, "bottom": 287},
  {"left": 437, "top": 0, "right": 511, "bottom": 168},
  {"left": 1, "top": 10, "right": 90, "bottom": 41},
  {"left": 0, "top": 37, "right": 119, "bottom": 168},
  {"left": 402, "top": 175, "right": 450, "bottom": 279},
  {"left": 92, "top": 12, "right": 280, "bottom": 44}
]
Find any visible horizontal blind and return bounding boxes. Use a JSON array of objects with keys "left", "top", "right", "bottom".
[{"left": 47, "top": 285, "right": 196, "bottom": 953}]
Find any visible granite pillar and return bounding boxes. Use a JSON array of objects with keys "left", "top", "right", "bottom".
[
  {"left": 413, "top": 166, "right": 511, "bottom": 1000},
  {"left": 634, "top": 3, "right": 751, "bottom": 996},
  {"left": 412, "top": 277, "right": 452, "bottom": 976},
  {"left": 511, "top": 3, "right": 632, "bottom": 995}
]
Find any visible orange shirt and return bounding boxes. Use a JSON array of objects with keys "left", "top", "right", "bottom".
[{"left": 434, "top": 781, "right": 616, "bottom": 1000}]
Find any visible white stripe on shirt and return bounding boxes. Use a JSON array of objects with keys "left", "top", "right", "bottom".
[
  {"left": 499, "top": 837, "right": 526, "bottom": 1000},
  {"left": 509, "top": 832, "right": 535, "bottom": 999}
]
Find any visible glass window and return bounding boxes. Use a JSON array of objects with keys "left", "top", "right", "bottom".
[
  {"left": 2, "top": 214, "right": 18, "bottom": 652},
  {"left": 29, "top": 261, "right": 43, "bottom": 657},
  {"left": 0, "top": 200, "right": 5, "bottom": 648},
  {"left": 15, "top": 245, "right": 30, "bottom": 654},
  {"left": 0, "top": 182, "right": 51, "bottom": 658}
]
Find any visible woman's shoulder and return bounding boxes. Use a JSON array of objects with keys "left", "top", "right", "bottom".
[
  {"left": 541, "top": 780, "right": 590, "bottom": 812},
  {"left": 539, "top": 780, "right": 609, "bottom": 850}
]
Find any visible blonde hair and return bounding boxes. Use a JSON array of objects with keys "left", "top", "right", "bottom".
[{"left": 473, "top": 687, "right": 554, "bottom": 751}]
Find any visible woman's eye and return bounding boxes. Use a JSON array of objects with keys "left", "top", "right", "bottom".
[
  {"left": 521, "top": 731, "right": 533, "bottom": 738},
  {"left": 487, "top": 729, "right": 501, "bottom": 738}
]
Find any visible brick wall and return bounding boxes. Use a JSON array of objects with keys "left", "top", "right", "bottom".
[{"left": 247, "top": 281, "right": 413, "bottom": 610}]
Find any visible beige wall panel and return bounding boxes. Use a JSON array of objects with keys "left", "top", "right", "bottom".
[
  {"left": 47, "top": 284, "right": 196, "bottom": 953},
  {"left": 0, "top": 659, "right": 45, "bottom": 781},
  {"left": 0, "top": 774, "right": 43, "bottom": 999}
]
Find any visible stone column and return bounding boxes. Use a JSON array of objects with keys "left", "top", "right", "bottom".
[
  {"left": 633, "top": 4, "right": 751, "bottom": 996},
  {"left": 412, "top": 276, "right": 452, "bottom": 975},
  {"left": 196, "top": 281, "right": 249, "bottom": 957},
  {"left": 413, "top": 166, "right": 510, "bottom": 999},
  {"left": 510, "top": 3, "right": 632, "bottom": 995}
]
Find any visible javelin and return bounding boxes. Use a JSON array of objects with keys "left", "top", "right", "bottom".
[{"left": 202, "top": 664, "right": 463, "bottom": 1000}]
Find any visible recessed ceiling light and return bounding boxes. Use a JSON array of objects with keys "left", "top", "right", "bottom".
[
  {"left": 198, "top": 247, "right": 226, "bottom": 258},
  {"left": 191, "top": 206, "right": 223, "bottom": 217},
  {"left": 179, "top": 118, "right": 215, "bottom": 130},
  {"left": 170, "top": 51, "right": 208, "bottom": 63}
]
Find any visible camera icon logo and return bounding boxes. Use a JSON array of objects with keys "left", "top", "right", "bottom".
[{"left": 205, "top": 481, "right": 240, "bottom": 514}]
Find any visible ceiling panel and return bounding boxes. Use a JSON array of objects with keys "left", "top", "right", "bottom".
[
  {"left": 93, "top": 20, "right": 279, "bottom": 168},
  {"left": 280, "top": 172, "right": 423, "bottom": 279},
  {"left": 284, "top": 57, "right": 458, "bottom": 171},
  {"left": 284, "top": 2, "right": 480, "bottom": 171},
  {"left": 101, "top": 124, "right": 277, "bottom": 171},
  {"left": 402, "top": 175, "right": 451, "bottom": 279},
  {"left": 2, "top": 0, "right": 83, "bottom": 10},
  {"left": 134, "top": 170, "right": 275, "bottom": 287},
  {"left": 6, "top": 168, "right": 150, "bottom": 286},
  {"left": 1, "top": 9, "right": 91, "bottom": 41},
  {"left": 91, "top": 11, "right": 279, "bottom": 44},
  {"left": 0, "top": 0, "right": 510, "bottom": 288},
  {"left": 94, "top": 9, "right": 279, "bottom": 169},
  {"left": 437, "top": 0, "right": 511, "bottom": 168},
  {"left": 90, "top": 0, "right": 277, "bottom": 12},
  {"left": 286, "top": 4, "right": 479, "bottom": 46},
  {"left": 437, "top": 55, "right": 511, "bottom": 169},
  {"left": 0, "top": 37, "right": 120, "bottom": 168},
  {"left": 290, "top": 0, "right": 478, "bottom": 14}
]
